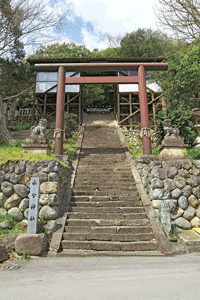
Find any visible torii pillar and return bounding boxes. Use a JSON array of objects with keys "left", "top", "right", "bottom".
[
  {"left": 138, "top": 65, "right": 152, "bottom": 155},
  {"left": 55, "top": 66, "right": 65, "bottom": 156}
]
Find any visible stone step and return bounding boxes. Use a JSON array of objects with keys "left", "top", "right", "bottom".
[
  {"left": 64, "top": 225, "right": 153, "bottom": 234},
  {"left": 56, "top": 249, "right": 163, "bottom": 257},
  {"left": 74, "top": 178, "right": 134, "bottom": 184},
  {"left": 71, "top": 195, "right": 120, "bottom": 201},
  {"left": 73, "top": 185, "right": 137, "bottom": 191},
  {"left": 62, "top": 232, "right": 156, "bottom": 242},
  {"left": 78, "top": 161, "right": 128, "bottom": 165},
  {"left": 66, "top": 218, "right": 150, "bottom": 227},
  {"left": 72, "top": 190, "right": 138, "bottom": 196},
  {"left": 70, "top": 200, "right": 143, "bottom": 207},
  {"left": 67, "top": 212, "right": 147, "bottom": 220},
  {"left": 61, "top": 240, "right": 159, "bottom": 251},
  {"left": 69, "top": 206, "right": 145, "bottom": 213},
  {"left": 75, "top": 173, "right": 133, "bottom": 179},
  {"left": 74, "top": 175, "right": 134, "bottom": 181}
]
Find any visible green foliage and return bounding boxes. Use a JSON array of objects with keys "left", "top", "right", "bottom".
[
  {"left": 30, "top": 42, "right": 91, "bottom": 59},
  {"left": 20, "top": 250, "right": 30, "bottom": 261},
  {"left": 120, "top": 28, "right": 172, "bottom": 58},
  {"left": 127, "top": 139, "right": 159, "bottom": 159},
  {"left": 0, "top": 213, "right": 26, "bottom": 239},
  {"left": 37, "top": 216, "right": 48, "bottom": 234},
  {"left": 155, "top": 38, "right": 200, "bottom": 145},
  {"left": 9, "top": 123, "right": 31, "bottom": 131},
  {"left": 83, "top": 84, "right": 115, "bottom": 108},
  {"left": 185, "top": 147, "right": 200, "bottom": 160},
  {"left": 64, "top": 112, "right": 78, "bottom": 138},
  {"left": 169, "top": 225, "right": 178, "bottom": 237},
  {"left": 0, "top": 117, "right": 6, "bottom": 145}
]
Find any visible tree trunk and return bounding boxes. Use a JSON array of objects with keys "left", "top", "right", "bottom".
[{"left": 0, "top": 96, "right": 14, "bottom": 143}]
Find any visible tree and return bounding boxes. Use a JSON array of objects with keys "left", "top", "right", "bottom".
[
  {"left": 120, "top": 28, "right": 172, "bottom": 58},
  {"left": 155, "top": 0, "right": 200, "bottom": 41},
  {"left": 0, "top": 0, "right": 65, "bottom": 59},
  {"left": 155, "top": 38, "right": 200, "bottom": 145},
  {"left": 31, "top": 42, "right": 91, "bottom": 58}
]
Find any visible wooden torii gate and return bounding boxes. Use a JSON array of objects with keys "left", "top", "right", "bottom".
[{"left": 30, "top": 59, "right": 168, "bottom": 156}]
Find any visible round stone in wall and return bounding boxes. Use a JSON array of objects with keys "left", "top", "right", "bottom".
[
  {"left": 174, "top": 175, "right": 186, "bottom": 189},
  {"left": 0, "top": 193, "right": 6, "bottom": 207},
  {"left": 196, "top": 208, "right": 200, "bottom": 218},
  {"left": 178, "top": 196, "right": 188, "bottom": 209},
  {"left": 171, "top": 188, "right": 182, "bottom": 199},
  {"left": 32, "top": 172, "right": 48, "bottom": 183},
  {"left": 182, "top": 160, "right": 193, "bottom": 170},
  {"left": 19, "top": 198, "right": 29, "bottom": 212},
  {"left": 151, "top": 178, "right": 164, "bottom": 190},
  {"left": 24, "top": 208, "right": 29, "bottom": 219},
  {"left": 153, "top": 188, "right": 164, "bottom": 200},
  {"left": 1, "top": 181, "right": 14, "bottom": 197},
  {"left": 48, "top": 172, "right": 58, "bottom": 182},
  {"left": 8, "top": 207, "right": 23, "bottom": 221},
  {"left": 0, "top": 208, "right": 7, "bottom": 215},
  {"left": 192, "top": 187, "right": 200, "bottom": 199},
  {"left": 15, "top": 160, "right": 26, "bottom": 175},
  {"left": 152, "top": 200, "right": 161, "bottom": 209},
  {"left": 4, "top": 194, "right": 21, "bottom": 210},
  {"left": 188, "top": 195, "right": 199, "bottom": 208},
  {"left": 182, "top": 185, "right": 192, "bottom": 198},
  {"left": 183, "top": 206, "right": 195, "bottom": 220},
  {"left": 13, "top": 184, "right": 29, "bottom": 199},
  {"left": 174, "top": 217, "right": 192, "bottom": 229},
  {"left": 164, "top": 179, "right": 176, "bottom": 191},
  {"left": 39, "top": 194, "right": 49, "bottom": 206},
  {"left": 151, "top": 167, "right": 167, "bottom": 180},
  {"left": 40, "top": 182, "right": 58, "bottom": 194},
  {"left": 48, "top": 194, "right": 60, "bottom": 206},
  {"left": 178, "top": 169, "right": 189, "bottom": 178},
  {"left": 191, "top": 216, "right": 200, "bottom": 227},
  {"left": 168, "top": 167, "right": 178, "bottom": 179},
  {"left": 171, "top": 207, "right": 184, "bottom": 221},
  {"left": 189, "top": 166, "right": 200, "bottom": 176},
  {"left": 187, "top": 175, "right": 200, "bottom": 187},
  {"left": 39, "top": 205, "right": 59, "bottom": 220}
]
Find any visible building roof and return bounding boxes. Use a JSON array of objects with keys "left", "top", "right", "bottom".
[{"left": 27, "top": 57, "right": 165, "bottom": 64}]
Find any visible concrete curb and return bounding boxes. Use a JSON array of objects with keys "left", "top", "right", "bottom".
[
  {"left": 116, "top": 122, "right": 173, "bottom": 256},
  {"left": 48, "top": 119, "right": 86, "bottom": 255}
]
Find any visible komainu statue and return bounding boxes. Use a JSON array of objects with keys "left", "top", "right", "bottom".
[
  {"left": 26, "top": 118, "right": 48, "bottom": 144},
  {"left": 163, "top": 119, "right": 180, "bottom": 139}
]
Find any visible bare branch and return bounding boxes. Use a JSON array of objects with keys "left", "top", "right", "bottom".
[{"left": 155, "top": 0, "right": 200, "bottom": 40}]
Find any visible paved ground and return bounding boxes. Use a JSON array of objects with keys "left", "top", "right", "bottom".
[{"left": 1, "top": 254, "right": 200, "bottom": 299}]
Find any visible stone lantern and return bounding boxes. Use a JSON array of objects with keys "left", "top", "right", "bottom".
[{"left": 159, "top": 119, "right": 188, "bottom": 160}]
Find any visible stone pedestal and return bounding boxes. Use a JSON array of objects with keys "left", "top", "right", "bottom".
[
  {"left": 159, "top": 137, "right": 188, "bottom": 160},
  {"left": 15, "top": 233, "right": 47, "bottom": 256},
  {"left": 23, "top": 144, "right": 51, "bottom": 156}
]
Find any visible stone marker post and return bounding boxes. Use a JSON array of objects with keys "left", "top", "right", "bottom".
[{"left": 27, "top": 177, "right": 40, "bottom": 234}]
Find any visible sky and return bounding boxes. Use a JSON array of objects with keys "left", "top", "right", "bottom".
[{"left": 28, "top": 0, "right": 161, "bottom": 54}]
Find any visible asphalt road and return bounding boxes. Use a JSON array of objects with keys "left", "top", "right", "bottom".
[{"left": 1, "top": 254, "right": 200, "bottom": 300}]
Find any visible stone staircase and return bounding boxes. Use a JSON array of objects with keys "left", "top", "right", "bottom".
[{"left": 61, "top": 113, "right": 160, "bottom": 255}]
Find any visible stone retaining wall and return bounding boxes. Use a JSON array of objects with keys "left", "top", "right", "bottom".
[
  {"left": 135, "top": 156, "right": 200, "bottom": 233},
  {"left": 0, "top": 160, "right": 70, "bottom": 230}
]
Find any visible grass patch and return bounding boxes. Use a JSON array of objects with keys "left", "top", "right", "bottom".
[
  {"left": 126, "top": 140, "right": 159, "bottom": 159},
  {"left": 0, "top": 135, "right": 78, "bottom": 165},
  {"left": 185, "top": 147, "right": 200, "bottom": 160},
  {"left": 0, "top": 213, "right": 26, "bottom": 239}
]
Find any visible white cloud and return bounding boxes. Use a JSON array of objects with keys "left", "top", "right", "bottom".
[{"left": 61, "top": 0, "right": 160, "bottom": 50}]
